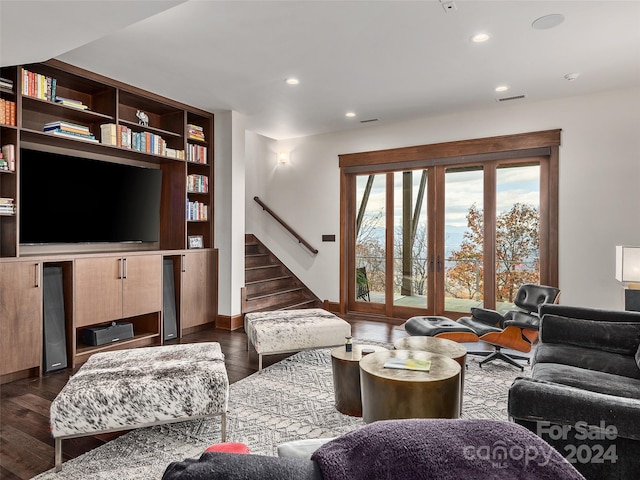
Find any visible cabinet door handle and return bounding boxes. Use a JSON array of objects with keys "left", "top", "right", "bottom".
[
  {"left": 118, "top": 258, "right": 122, "bottom": 279},
  {"left": 181, "top": 255, "right": 186, "bottom": 273},
  {"left": 35, "top": 263, "right": 40, "bottom": 288},
  {"left": 123, "top": 258, "right": 128, "bottom": 279}
]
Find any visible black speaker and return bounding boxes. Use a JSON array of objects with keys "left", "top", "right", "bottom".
[
  {"left": 163, "top": 258, "right": 178, "bottom": 341},
  {"left": 625, "top": 289, "right": 640, "bottom": 312},
  {"left": 43, "top": 266, "right": 68, "bottom": 373}
]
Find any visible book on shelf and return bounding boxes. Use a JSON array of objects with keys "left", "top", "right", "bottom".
[
  {"left": 186, "top": 200, "right": 208, "bottom": 221},
  {"left": 187, "top": 174, "right": 209, "bottom": 193},
  {"left": 0, "top": 198, "right": 16, "bottom": 214},
  {"left": 165, "top": 147, "right": 185, "bottom": 159},
  {"left": 44, "top": 124, "right": 91, "bottom": 136},
  {"left": 383, "top": 357, "right": 431, "bottom": 372},
  {"left": 48, "top": 129, "right": 98, "bottom": 143},
  {"left": 44, "top": 120, "right": 91, "bottom": 132},
  {"left": 0, "top": 98, "right": 17, "bottom": 126},
  {"left": 187, "top": 123, "right": 206, "bottom": 142},
  {"left": 116, "top": 125, "right": 132, "bottom": 149},
  {"left": 55, "top": 96, "right": 89, "bottom": 110},
  {"left": 22, "top": 68, "right": 58, "bottom": 101},
  {"left": 0, "top": 77, "right": 13, "bottom": 89},
  {"left": 187, "top": 143, "right": 207, "bottom": 164},
  {"left": 1, "top": 144, "right": 15, "bottom": 171},
  {"left": 100, "top": 123, "right": 117, "bottom": 146}
]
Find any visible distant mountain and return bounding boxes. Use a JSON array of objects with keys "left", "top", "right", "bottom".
[{"left": 359, "top": 224, "right": 469, "bottom": 257}]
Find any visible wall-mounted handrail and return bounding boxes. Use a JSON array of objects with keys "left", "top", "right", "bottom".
[{"left": 253, "top": 196, "right": 319, "bottom": 255}]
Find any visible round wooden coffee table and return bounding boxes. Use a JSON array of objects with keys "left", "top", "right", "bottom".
[
  {"left": 359, "top": 349, "right": 461, "bottom": 423},
  {"left": 331, "top": 344, "right": 388, "bottom": 416},
  {"left": 393, "top": 335, "right": 467, "bottom": 414}
]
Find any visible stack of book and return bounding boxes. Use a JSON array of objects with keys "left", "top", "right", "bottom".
[
  {"left": 44, "top": 120, "right": 98, "bottom": 143},
  {"left": 187, "top": 124, "right": 206, "bottom": 142},
  {"left": 0, "top": 77, "right": 13, "bottom": 90},
  {"left": 0, "top": 198, "right": 15, "bottom": 216},
  {"left": 55, "top": 96, "right": 89, "bottom": 110},
  {"left": 187, "top": 174, "right": 209, "bottom": 193},
  {"left": 0, "top": 98, "right": 16, "bottom": 126}
]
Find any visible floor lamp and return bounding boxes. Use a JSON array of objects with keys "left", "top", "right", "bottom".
[{"left": 615, "top": 246, "right": 640, "bottom": 311}]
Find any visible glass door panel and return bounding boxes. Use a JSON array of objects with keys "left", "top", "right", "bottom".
[
  {"left": 393, "top": 170, "right": 429, "bottom": 308},
  {"left": 495, "top": 164, "right": 541, "bottom": 312},
  {"left": 444, "top": 167, "right": 484, "bottom": 313},
  {"left": 355, "top": 174, "right": 386, "bottom": 304}
]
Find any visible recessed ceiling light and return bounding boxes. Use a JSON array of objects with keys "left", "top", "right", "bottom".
[
  {"left": 285, "top": 78, "right": 299, "bottom": 85},
  {"left": 532, "top": 14, "right": 565, "bottom": 30},
  {"left": 471, "top": 33, "right": 490, "bottom": 43},
  {"left": 495, "top": 85, "right": 509, "bottom": 92},
  {"left": 345, "top": 112, "right": 356, "bottom": 118},
  {"left": 564, "top": 72, "right": 580, "bottom": 81}
]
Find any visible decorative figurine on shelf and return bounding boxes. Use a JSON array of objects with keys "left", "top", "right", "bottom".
[{"left": 136, "top": 110, "right": 149, "bottom": 127}]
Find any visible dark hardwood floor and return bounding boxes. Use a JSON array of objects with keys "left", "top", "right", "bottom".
[
  {"left": 0, "top": 316, "right": 407, "bottom": 479},
  {"left": 0, "top": 315, "right": 505, "bottom": 479}
]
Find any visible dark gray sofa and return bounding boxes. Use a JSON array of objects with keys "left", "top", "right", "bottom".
[
  {"left": 162, "top": 419, "right": 584, "bottom": 479},
  {"left": 508, "top": 304, "right": 640, "bottom": 480}
]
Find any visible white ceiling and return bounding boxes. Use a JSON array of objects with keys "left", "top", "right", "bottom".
[{"left": 2, "top": 0, "right": 640, "bottom": 140}]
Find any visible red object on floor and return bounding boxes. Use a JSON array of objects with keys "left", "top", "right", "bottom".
[{"left": 204, "top": 442, "right": 251, "bottom": 454}]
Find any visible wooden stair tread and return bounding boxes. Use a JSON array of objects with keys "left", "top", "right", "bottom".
[
  {"left": 244, "top": 298, "right": 318, "bottom": 314},
  {"left": 246, "top": 286, "right": 304, "bottom": 301},
  {"left": 245, "top": 275, "right": 292, "bottom": 285},
  {"left": 245, "top": 264, "right": 280, "bottom": 271}
]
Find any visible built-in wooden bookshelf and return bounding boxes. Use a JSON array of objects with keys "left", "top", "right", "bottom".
[{"left": 0, "top": 59, "right": 217, "bottom": 384}]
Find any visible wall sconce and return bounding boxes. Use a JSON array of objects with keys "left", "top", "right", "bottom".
[
  {"left": 615, "top": 245, "right": 640, "bottom": 311},
  {"left": 277, "top": 151, "right": 290, "bottom": 165}
]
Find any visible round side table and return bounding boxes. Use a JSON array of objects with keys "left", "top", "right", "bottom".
[
  {"left": 330, "top": 344, "right": 387, "bottom": 416},
  {"left": 393, "top": 335, "right": 467, "bottom": 414},
  {"left": 359, "top": 349, "right": 461, "bottom": 424}
]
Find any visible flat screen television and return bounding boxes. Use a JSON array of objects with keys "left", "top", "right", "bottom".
[{"left": 20, "top": 148, "right": 163, "bottom": 245}]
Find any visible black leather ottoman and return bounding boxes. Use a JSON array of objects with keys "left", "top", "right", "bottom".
[{"left": 404, "top": 316, "right": 478, "bottom": 343}]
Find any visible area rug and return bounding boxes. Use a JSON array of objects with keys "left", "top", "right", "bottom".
[{"left": 34, "top": 342, "right": 530, "bottom": 480}]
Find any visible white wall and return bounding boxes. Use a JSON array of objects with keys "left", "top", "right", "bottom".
[
  {"left": 215, "top": 111, "right": 246, "bottom": 317},
  {"left": 245, "top": 86, "right": 640, "bottom": 310}
]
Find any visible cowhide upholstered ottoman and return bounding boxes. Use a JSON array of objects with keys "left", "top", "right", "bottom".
[
  {"left": 50, "top": 342, "right": 229, "bottom": 472},
  {"left": 244, "top": 308, "right": 351, "bottom": 371}
]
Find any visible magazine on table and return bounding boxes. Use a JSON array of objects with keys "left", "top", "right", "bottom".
[{"left": 383, "top": 358, "right": 431, "bottom": 372}]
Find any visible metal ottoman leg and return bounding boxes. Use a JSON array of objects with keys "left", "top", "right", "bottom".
[{"left": 55, "top": 437, "right": 62, "bottom": 472}]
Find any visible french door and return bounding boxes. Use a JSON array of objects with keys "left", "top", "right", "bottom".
[{"left": 340, "top": 130, "right": 559, "bottom": 320}]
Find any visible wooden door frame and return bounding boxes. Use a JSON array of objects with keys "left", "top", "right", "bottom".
[{"left": 338, "top": 129, "right": 561, "bottom": 317}]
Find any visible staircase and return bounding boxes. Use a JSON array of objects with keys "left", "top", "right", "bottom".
[{"left": 242, "top": 234, "right": 322, "bottom": 314}]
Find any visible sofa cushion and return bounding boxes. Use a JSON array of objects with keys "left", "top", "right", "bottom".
[
  {"left": 532, "top": 362, "right": 640, "bottom": 400},
  {"left": 162, "top": 451, "right": 323, "bottom": 480},
  {"left": 535, "top": 343, "right": 640, "bottom": 380},
  {"left": 277, "top": 438, "right": 335, "bottom": 459},
  {"left": 540, "top": 314, "right": 640, "bottom": 356},
  {"left": 312, "top": 419, "right": 584, "bottom": 480}
]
